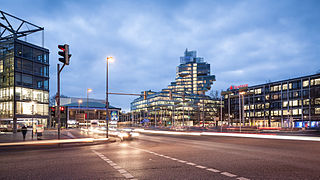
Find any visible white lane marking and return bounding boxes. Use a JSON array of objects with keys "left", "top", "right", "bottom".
[
  {"left": 92, "top": 150, "right": 136, "bottom": 179},
  {"left": 113, "top": 165, "right": 122, "bottom": 169},
  {"left": 237, "top": 177, "right": 250, "bottom": 180},
  {"left": 206, "top": 168, "right": 220, "bottom": 173},
  {"left": 123, "top": 173, "right": 134, "bottom": 179},
  {"left": 118, "top": 169, "right": 127, "bottom": 174},
  {"left": 128, "top": 146, "right": 250, "bottom": 180},
  {"left": 221, "top": 172, "right": 237, "bottom": 177},
  {"left": 196, "top": 165, "right": 207, "bottom": 169},
  {"left": 186, "top": 162, "right": 197, "bottom": 166}
]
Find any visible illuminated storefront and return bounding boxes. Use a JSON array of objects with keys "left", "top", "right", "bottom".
[{"left": 50, "top": 98, "right": 120, "bottom": 128}]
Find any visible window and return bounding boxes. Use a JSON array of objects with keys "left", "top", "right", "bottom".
[
  {"left": 315, "top": 98, "right": 320, "bottom": 105},
  {"left": 255, "top": 88, "right": 262, "bottom": 94},
  {"left": 22, "top": 74, "right": 33, "bottom": 87},
  {"left": 282, "top": 84, "right": 288, "bottom": 90},
  {"left": 22, "top": 45, "right": 33, "bottom": 60},
  {"left": 315, "top": 108, "right": 320, "bottom": 114},
  {"left": 283, "top": 101, "right": 288, "bottom": 108},
  {"left": 303, "top": 99, "right": 309, "bottom": 105},
  {"left": 15, "top": 72, "right": 22, "bottom": 85},
  {"left": 303, "top": 80, "right": 309, "bottom": 87},
  {"left": 0, "top": 60, "right": 3, "bottom": 73},
  {"left": 22, "top": 60, "right": 33, "bottom": 74}
]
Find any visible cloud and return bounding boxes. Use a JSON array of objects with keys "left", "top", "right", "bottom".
[{"left": 1, "top": 0, "right": 319, "bottom": 111}]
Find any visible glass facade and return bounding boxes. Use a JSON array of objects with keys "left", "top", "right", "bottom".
[
  {"left": 223, "top": 73, "right": 320, "bottom": 128},
  {"left": 129, "top": 49, "right": 218, "bottom": 127},
  {"left": 0, "top": 39, "right": 49, "bottom": 129}
]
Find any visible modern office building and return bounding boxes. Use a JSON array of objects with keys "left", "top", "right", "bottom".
[
  {"left": 128, "top": 49, "right": 218, "bottom": 127},
  {"left": 222, "top": 73, "right": 320, "bottom": 128},
  {"left": 0, "top": 11, "right": 49, "bottom": 132}
]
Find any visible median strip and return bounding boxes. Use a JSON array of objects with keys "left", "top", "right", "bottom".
[{"left": 134, "top": 129, "right": 320, "bottom": 142}]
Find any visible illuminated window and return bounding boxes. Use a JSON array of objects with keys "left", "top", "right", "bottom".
[
  {"left": 303, "top": 80, "right": 309, "bottom": 87},
  {"left": 255, "top": 88, "right": 261, "bottom": 94},
  {"left": 282, "top": 84, "right": 287, "bottom": 90},
  {"left": 315, "top": 108, "right": 320, "bottom": 114},
  {"left": 283, "top": 101, "right": 288, "bottom": 108}
]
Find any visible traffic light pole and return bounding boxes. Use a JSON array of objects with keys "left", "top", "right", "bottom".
[{"left": 57, "top": 63, "right": 65, "bottom": 140}]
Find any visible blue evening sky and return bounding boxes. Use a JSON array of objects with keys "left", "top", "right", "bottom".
[{"left": 1, "top": 0, "right": 320, "bottom": 111}]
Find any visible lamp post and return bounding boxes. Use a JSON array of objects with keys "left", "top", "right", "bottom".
[
  {"left": 86, "top": 88, "right": 92, "bottom": 129},
  {"left": 78, "top": 99, "right": 82, "bottom": 126},
  {"left": 106, "top": 56, "right": 113, "bottom": 138}
]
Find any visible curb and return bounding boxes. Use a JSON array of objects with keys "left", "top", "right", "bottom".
[{"left": 0, "top": 138, "right": 115, "bottom": 147}]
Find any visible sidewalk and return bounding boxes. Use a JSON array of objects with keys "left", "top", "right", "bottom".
[{"left": 0, "top": 129, "right": 84, "bottom": 143}]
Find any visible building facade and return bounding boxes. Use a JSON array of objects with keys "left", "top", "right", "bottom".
[
  {"left": 0, "top": 11, "right": 49, "bottom": 132},
  {"left": 222, "top": 73, "right": 320, "bottom": 128},
  {"left": 50, "top": 97, "right": 120, "bottom": 128},
  {"left": 128, "top": 49, "right": 218, "bottom": 127}
]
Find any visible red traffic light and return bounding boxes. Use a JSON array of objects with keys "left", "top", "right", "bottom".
[
  {"left": 51, "top": 107, "right": 55, "bottom": 111},
  {"left": 60, "top": 107, "right": 64, "bottom": 111},
  {"left": 58, "top": 45, "right": 65, "bottom": 51}
]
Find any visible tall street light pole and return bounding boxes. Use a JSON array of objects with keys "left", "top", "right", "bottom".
[
  {"left": 78, "top": 99, "right": 82, "bottom": 127},
  {"left": 86, "top": 88, "right": 92, "bottom": 129},
  {"left": 106, "top": 56, "right": 113, "bottom": 138}
]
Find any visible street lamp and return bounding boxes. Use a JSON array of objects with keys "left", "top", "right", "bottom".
[
  {"left": 106, "top": 56, "right": 113, "bottom": 138},
  {"left": 86, "top": 88, "right": 92, "bottom": 129},
  {"left": 78, "top": 99, "right": 83, "bottom": 127},
  {"left": 239, "top": 91, "right": 246, "bottom": 132}
]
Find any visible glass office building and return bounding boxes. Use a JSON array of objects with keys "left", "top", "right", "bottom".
[
  {"left": 129, "top": 49, "right": 217, "bottom": 127},
  {"left": 0, "top": 11, "right": 49, "bottom": 132},
  {"left": 222, "top": 73, "right": 320, "bottom": 128}
]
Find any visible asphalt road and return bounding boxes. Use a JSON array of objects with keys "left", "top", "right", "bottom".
[{"left": 0, "top": 132, "right": 320, "bottom": 179}]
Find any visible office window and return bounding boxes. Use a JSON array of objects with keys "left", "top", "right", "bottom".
[
  {"left": 315, "top": 108, "right": 320, "bottom": 114},
  {"left": 315, "top": 98, "right": 320, "bottom": 105},
  {"left": 303, "top": 80, "right": 309, "bottom": 87},
  {"left": 22, "top": 74, "right": 33, "bottom": 87},
  {"left": 282, "top": 84, "right": 287, "bottom": 90}
]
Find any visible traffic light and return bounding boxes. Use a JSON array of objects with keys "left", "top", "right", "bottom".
[
  {"left": 58, "top": 44, "right": 71, "bottom": 65},
  {"left": 50, "top": 107, "right": 55, "bottom": 117},
  {"left": 143, "top": 91, "right": 147, "bottom": 100},
  {"left": 60, "top": 107, "right": 65, "bottom": 113}
]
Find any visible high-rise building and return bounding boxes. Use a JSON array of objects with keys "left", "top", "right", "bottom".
[
  {"left": 170, "top": 49, "right": 215, "bottom": 95},
  {"left": 127, "top": 49, "right": 218, "bottom": 127},
  {"left": 0, "top": 11, "right": 49, "bottom": 133}
]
